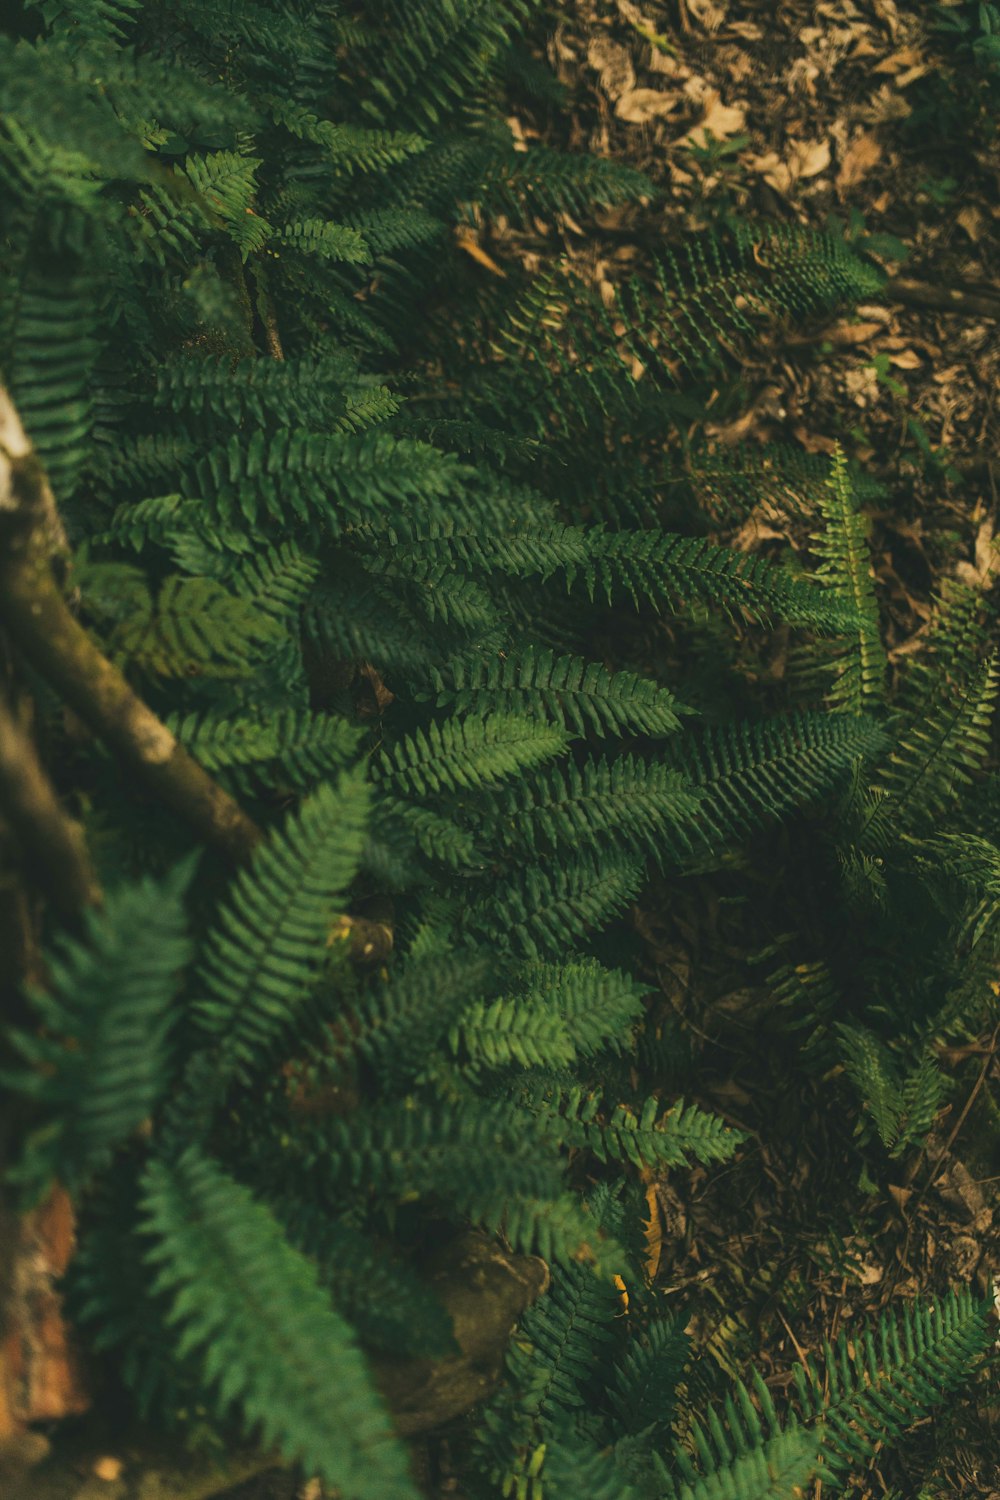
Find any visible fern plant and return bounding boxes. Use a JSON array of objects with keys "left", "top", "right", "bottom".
[{"left": 0, "top": 3, "right": 989, "bottom": 1498}]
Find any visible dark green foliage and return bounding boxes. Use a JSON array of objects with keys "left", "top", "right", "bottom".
[
  {"left": 0, "top": 1, "right": 988, "bottom": 1495},
  {"left": 4, "top": 863, "right": 195, "bottom": 1197},
  {"left": 142, "top": 1149, "right": 416, "bottom": 1499}
]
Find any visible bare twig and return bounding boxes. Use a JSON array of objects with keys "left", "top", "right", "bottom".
[
  {"left": 0, "top": 388, "right": 261, "bottom": 866},
  {"left": 0, "top": 695, "right": 101, "bottom": 917},
  {"left": 884, "top": 276, "right": 1000, "bottom": 322}
]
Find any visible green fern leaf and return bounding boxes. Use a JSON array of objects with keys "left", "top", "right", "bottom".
[
  {"left": 5, "top": 862, "right": 195, "bottom": 1196},
  {"left": 434, "top": 646, "right": 687, "bottom": 738},
  {"left": 141, "top": 1149, "right": 416, "bottom": 1499},
  {"left": 193, "top": 769, "right": 370, "bottom": 1078}
]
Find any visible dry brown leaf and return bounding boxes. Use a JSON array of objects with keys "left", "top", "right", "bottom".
[
  {"left": 586, "top": 36, "right": 635, "bottom": 100},
  {"left": 836, "top": 132, "right": 882, "bottom": 193},
  {"left": 454, "top": 231, "right": 506, "bottom": 278},
  {"left": 874, "top": 45, "right": 924, "bottom": 73},
  {"left": 827, "top": 320, "right": 884, "bottom": 345},
  {"left": 870, "top": 0, "right": 900, "bottom": 37},
  {"left": 888, "top": 349, "right": 922, "bottom": 368},
  {"left": 791, "top": 138, "right": 831, "bottom": 178},
  {"left": 686, "top": 0, "right": 728, "bottom": 30},
  {"left": 677, "top": 90, "right": 746, "bottom": 145},
  {"left": 615, "top": 86, "right": 681, "bottom": 122},
  {"left": 93, "top": 1457, "right": 125, "bottom": 1483},
  {"left": 793, "top": 426, "right": 838, "bottom": 454},
  {"left": 957, "top": 206, "right": 985, "bottom": 242}
]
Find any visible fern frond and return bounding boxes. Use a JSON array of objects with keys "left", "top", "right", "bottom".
[
  {"left": 810, "top": 447, "right": 886, "bottom": 711},
  {"left": 583, "top": 529, "right": 861, "bottom": 633},
  {"left": 433, "top": 646, "right": 687, "bottom": 738},
  {"left": 792, "top": 1289, "right": 993, "bottom": 1479},
  {"left": 876, "top": 653, "right": 1000, "bottom": 829},
  {"left": 5, "top": 862, "right": 195, "bottom": 1197},
  {"left": 554, "top": 1091, "right": 743, "bottom": 1169},
  {"left": 608, "top": 1313, "right": 690, "bottom": 1441},
  {"left": 490, "top": 755, "right": 700, "bottom": 867},
  {"left": 375, "top": 712, "right": 567, "bottom": 797},
  {"left": 466, "top": 851, "right": 646, "bottom": 960},
  {"left": 141, "top": 1149, "right": 416, "bottom": 1499},
  {"left": 193, "top": 770, "right": 370, "bottom": 1078},
  {"left": 671, "top": 711, "right": 887, "bottom": 852},
  {"left": 169, "top": 709, "right": 361, "bottom": 791}
]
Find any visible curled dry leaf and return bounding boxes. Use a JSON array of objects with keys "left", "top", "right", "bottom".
[
  {"left": 836, "top": 132, "right": 882, "bottom": 194},
  {"left": 677, "top": 90, "right": 746, "bottom": 146},
  {"left": 587, "top": 36, "right": 636, "bottom": 100},
  {"left": 615, "top": 86, "right": 681, "bottom": 122}
]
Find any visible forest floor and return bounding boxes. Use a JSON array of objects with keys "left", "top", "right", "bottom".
[{"left": 484, "top": 3, "right": 1000, "bottom": 1497}]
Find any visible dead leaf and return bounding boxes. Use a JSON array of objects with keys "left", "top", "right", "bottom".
[
  {"left": 793, "top": 427, "right": 838, "bottom": 454},
  {"left": 836, "top": 133, "right": 882, "bottom": 193},
  {"left": 454, "top": 231, "right": 506, "bottom": 278},
  {"left": 894, "top": 63, "right": 930, "bottom": 87},
  {"left": 686, "top": 0, "right": 728, "bottom": 29},
  {"left": 93, "top": 1457, "right": 125, "bottom": 1483},
  {"left": 677, "top": 90, "right": 746, "bottom": 146},
  {"left": 887, "top": 349, "right": 921, "bottom": 368},
  {"left": 791, "top": 138, "right": 831, "bottom": 178},
  {"left": 874, "top": 45, "right": 923, "bottom": 73},
  {"left": 870, "top": 0, "right": 900, "bottom": 37},
  {"left": 827, "top": 320, "right": 884, "bottom": 345},
  {"left": 587, "top": 36, "right": 636, "bottom": 100},
  {"left": 750, "top": 139, "right": 829, "bottom": 194},
  {"left": 957, "top": 206, "right": 985, "bottom": 242},
  {"left": 615, "top": 86, "right": 681, "bottom": 122}
]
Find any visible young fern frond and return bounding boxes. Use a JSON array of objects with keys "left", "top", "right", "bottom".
[{"left": 141, "top": 1149, "right": 416, "bottom": 1500}]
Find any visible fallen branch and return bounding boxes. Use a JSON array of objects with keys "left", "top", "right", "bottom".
[
  {"left": 0, "top": 389, "right": 261, "bottom": 867},
  {"left": 883, "top": 276, "right": 1000, "bottom": 321},
  {"left": 0, "top": 695, "right": 101, "bottom": 918}
]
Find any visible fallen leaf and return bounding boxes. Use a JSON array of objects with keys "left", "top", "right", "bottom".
[
  {"left": 677, "top": 90, "right": 746, "bottom": 146},
  {"left": 791, "top": 137, "right": 831, "bottom": 178},
  {"left": 870, "top": 0, "right": 900, "bottom": 37},
  {"left": 587, "top": 36, "right": 636, "bottom": 100},
  {"left": 874, "top": 45, "right": 924, "bottom": 73},
  {"left": 957, "top": 206, "right": 985, "bottom": 242},
  {"left": 93, "top": 1457, "right": 125, "bottom": 1483},
  {"left": 887, "top": 348, "right": 921, "bottom": 368},
  {"left": 454, "top": 231, "right": 506, "bottom": 278},
  {"left": 615, "top": 86, "right": 681, "bottom": 122},
  {"left": 836, "top": 133, "right": 882, "bottom": 193},
  {"left": 827, "top": 320, "right": 884, "bottom": 345},
  {"left": 686, "top": 0, "right": 728, "bottom": 29},
  {"left": 793, "top": 426, "right": 839, "bottom": 455},
  {"left": 895, "top": 63, "right": 930, "bottom": 87}
]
